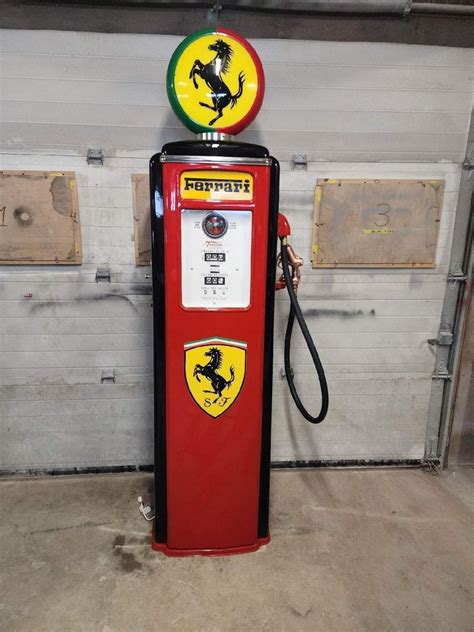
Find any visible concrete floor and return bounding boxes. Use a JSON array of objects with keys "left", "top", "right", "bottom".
[{"left": 1, "top": 469, "right": 473, "bottom": 632}]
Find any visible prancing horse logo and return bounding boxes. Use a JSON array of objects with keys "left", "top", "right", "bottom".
[
  {"left": 193, "top": 347, "right": 235, "bottom": 404},
  {"left": 189, "top": 39, "right": 245, "bottom": 126},
  {"left": 184, "top": 337, "right": 246, "bottom": 419}
]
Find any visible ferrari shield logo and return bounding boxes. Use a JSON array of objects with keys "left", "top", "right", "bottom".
[{"left": 184, "top": 337, "right": 247, "bottom": 419}]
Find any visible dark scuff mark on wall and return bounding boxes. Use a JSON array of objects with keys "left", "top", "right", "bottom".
[
  {"left": 50, "top": 176, "right": 73, "bottom": 216},
  {"left": 127, "top": 284, "right": 152, "bottom": 296},
  {"left": 304, "top": 308, "right": 376, "bottom": 318},
  {"left": 29, "top": 292, "right": 140, "bottom": 313}
]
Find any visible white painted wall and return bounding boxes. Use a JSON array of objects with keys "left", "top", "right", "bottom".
[{"left": 1, "top": 30, "right": 472, "bottom": 470}]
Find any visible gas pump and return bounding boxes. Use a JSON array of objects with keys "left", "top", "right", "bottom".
[{"left": 149, "top": 28, "right": 328, "bottom": 556}]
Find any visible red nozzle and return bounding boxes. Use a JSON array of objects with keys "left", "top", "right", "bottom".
[{"left": 278, "top": 213, "right": 291, "bottom": 239}]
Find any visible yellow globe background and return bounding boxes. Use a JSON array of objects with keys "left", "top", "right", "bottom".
[{"left": 173, "top": 33, "right": 260, "bottom": 130}]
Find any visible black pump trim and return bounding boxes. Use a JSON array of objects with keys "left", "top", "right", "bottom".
[
  {"left": 257, "top": 156, "right": 279, "bottom": 539},
  {"left": 150, "top": 153, "right": 167, "bottom": 543}
]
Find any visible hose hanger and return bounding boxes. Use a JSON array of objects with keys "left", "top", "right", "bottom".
[{"left": 277, "top": 214, "right": 329, "bottom": 424}]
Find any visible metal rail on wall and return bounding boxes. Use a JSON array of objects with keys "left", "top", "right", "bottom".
[{"left": 50, "top": 0, "right": 474, "bottom": 16}]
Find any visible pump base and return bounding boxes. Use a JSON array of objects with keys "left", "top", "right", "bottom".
[{"left": 151, "top": 533, "right": 270, "bottom": 557}]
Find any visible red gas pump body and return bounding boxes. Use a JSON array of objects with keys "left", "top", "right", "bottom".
[{"left": 150, "top": 140, "right": 279, "bottom": 556}]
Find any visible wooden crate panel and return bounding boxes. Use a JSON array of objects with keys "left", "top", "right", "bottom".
[
  {"left": 0, "top": 170, "right": 81, "bottom": 264},
  {"left": 131, "top": 174, "right": 151, "bottom": 266},
  {"left": 312, "top": 179, "right": 444, "bottom": 268}
]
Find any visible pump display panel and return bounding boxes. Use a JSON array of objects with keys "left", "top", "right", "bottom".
[{"left": 181, "top": 209, "right": 252, "bottom": 309}]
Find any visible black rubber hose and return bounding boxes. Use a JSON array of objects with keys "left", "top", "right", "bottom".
[{"left": 280, "top": 240, "right": 329, "bottom": 424}]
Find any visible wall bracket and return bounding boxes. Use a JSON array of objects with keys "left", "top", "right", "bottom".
[{"left": 87, "top": 148, "right": 104, "bottom": 166}]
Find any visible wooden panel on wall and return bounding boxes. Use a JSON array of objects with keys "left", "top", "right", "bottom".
[
  {"left": 132, "top": 174, "right": 151, "bottom": 266},
  {"left": 0, "top": 170, "right": 81, "bottom": 264},
  {"left": 312, "top": 179, "right": 444, "bottom": 268}
]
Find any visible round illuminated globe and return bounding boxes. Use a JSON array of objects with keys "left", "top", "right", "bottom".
[{"left": 167, "top": 28, "right": 265, "bottom": 135}]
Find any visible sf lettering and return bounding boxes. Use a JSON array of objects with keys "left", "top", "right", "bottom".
[{"left": 203, "top": 396, "right": 232, "bottom": 409}]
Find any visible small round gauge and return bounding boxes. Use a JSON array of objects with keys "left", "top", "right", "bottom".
[{"left": 202, "top": 213, "right": 228, "bottom": 239}]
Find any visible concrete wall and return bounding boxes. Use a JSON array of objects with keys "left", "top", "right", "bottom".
[{"left": 1, "top": 30, "right": 472, "bottom": 471}]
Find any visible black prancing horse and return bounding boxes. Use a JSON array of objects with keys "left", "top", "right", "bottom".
[
  {"left": 193, "top": 347, "right": 235, "bottom": 404},
  {"left": 189, "top": 39, "right": 245, "bottom": 126}
]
